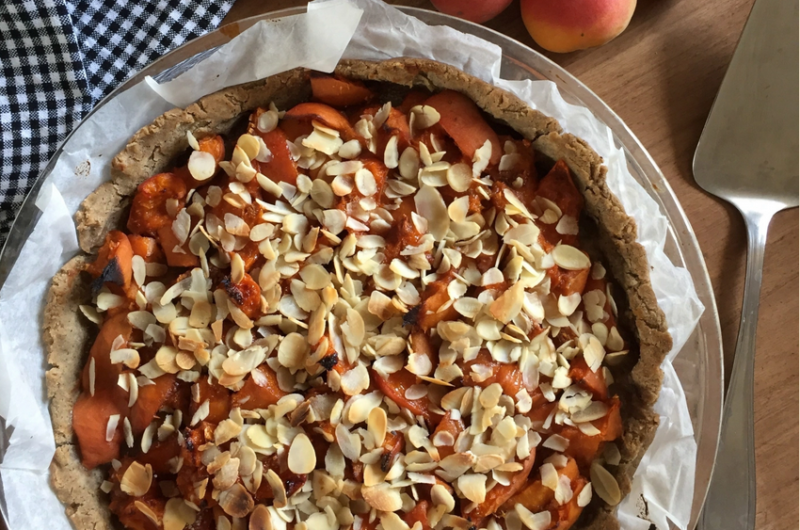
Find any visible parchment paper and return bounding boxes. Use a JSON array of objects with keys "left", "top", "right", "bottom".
[{"left": 0, "top": 1, "right": 703, "bottom": 528}]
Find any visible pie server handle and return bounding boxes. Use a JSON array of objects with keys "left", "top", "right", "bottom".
[{"left": 701, "top": 204, "right": 779, "bottom": 529}]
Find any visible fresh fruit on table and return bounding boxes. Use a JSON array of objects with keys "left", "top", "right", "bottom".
[
  {"left": 430, "top": 0, "right": 514, "bottom": 23},
  {"left": 520, "top": 0, "right": 636, "bottom": 53}
]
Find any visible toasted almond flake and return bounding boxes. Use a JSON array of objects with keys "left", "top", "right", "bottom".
[
  {"left": 448, "top": 196, "right": 470, "bottom": 223},
  {"left": 411, "top": 105, "right": 441, "bottom": 128},
  {"left": 88, "top": 358, "right": 96, "bottom": 396},
  {"left": 552, "top": 244, "right": 591, "bottom": 271},
  {"left": 414, "top": 185, "right": 449, "bottom": 241},
  {"left": 572, "top": 401, "right": 609, "bottom": 423},
  {"left": 398, "top": 147, "right": 421, "bottom": 181},
  {"left": 447, "top": 163, "right": 473, "bottom": 193},
  {"left": 190, "top": 400, "right": 210, "bottom": 427},
  {"left": 340, "top": 363, "right": 370, "bottom": 396},
  {"left": 355, "top": 167, "right": 378, "bottom": 196},
  {"left": 110, "top": 348, "right": 140, "bottom": 369},
  {"left": 155, "top": 345, "right": 181, "bottom": 374},
  {"left": 135, "top": 501, "right": 160, "bottom": 526},
  {"left": 218, "top": 483, "right": 254, "bottom": 518},
  {"left": 454, "top": 297, "right": 483, "bottom": 319},
  {"left": 555, "top": 215, "right": 579, "bottom": 236},
  {"left": 489, "top": 282, "right": 525, "bottom": 324},
  {"left": 558, "top": 293, "right": 582, "bottom": 317},
  {"left": 237, "top": 133, "right": 261, "bottom": 160},
  {"left": 542, "top": 434, "right": 570, "bottom": 452},
  {"left": 277, "top": 332, "right": 309, "bottom": 371},
  {"left": 97, "top": 292, "right": 125, "bottom": 311},
  {"left": 590, "top": 462, "right": 621, "bottom": 505},
  {"left": 105, "top": 414, "right": 120, "bottom": 442},
  {"left": 362, "top": 483, "right": 403, "bottom": 512},
  {"left": 335, "top": 423, "right": 361, "bottom": 461},
  {"left": 258, "top": 109, "right": 279, "bottom": 133},
  {"left": 121, "top": 461, "right": 153, "bottom": 497},
  {"left": 188, "top": 150, "right": 216, "bottom": 181},
  {"left": 79, "top": 304, "right": 103, "bottom": 324},
  {"left": 163, "top": 497, "right": 197, "bottom": 530},
  {"left": 288, "top": 433, "right": 316, "bottom": 474},
  {"left": 384, "top": 135, "right": 399, "bottom": 169},
  {"left": 514, "top": 504, "right": 551, "bottom": 530},
  {"left": 367, "top": 407, "right": 387, "bottom": 447},
  {"left": 256, "top": 173, "right": 283, "bottom": 197},
  {"left": 458, "top": 474, "right": 487, "bottom": 503},
  {"left": 472, "top": 140, "right": 492, "bottom": 177},
  {"left": 322, "top": 209, "right": 347, "bottom": 234}
]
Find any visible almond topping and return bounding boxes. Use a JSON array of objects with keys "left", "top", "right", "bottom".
[
  {"left": 121, "top": 462, "right": 153, "bottom": 497},
  {"left": 288, "top": 433, "right": 316, "bottom": 474}
]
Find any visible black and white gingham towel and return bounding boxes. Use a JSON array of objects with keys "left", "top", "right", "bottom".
[{"left": 0, "top": 0, "right": 235, "bottom": 247}]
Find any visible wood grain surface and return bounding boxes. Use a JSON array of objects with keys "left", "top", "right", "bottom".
[{"left": 224, "top": 2, "right": 799, "bottom": 528}]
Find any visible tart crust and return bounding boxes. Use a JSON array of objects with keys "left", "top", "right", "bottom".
[{"left": 44, "top": 58, "right": 671, "bottom": 530}]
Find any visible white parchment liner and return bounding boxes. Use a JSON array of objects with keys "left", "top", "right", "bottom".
[{"left": 0, "top": 1, "right": 703, "bottom": 528}]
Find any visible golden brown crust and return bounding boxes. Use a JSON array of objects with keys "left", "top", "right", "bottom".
[
  {"left": 49, "top": 58, "right": 671, "bottom": 530},
  {"left": 44, "top": 256, "right": 113, "bottom": 530}
]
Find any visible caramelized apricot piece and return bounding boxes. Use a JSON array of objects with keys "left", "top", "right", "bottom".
[
  {"left": 127, "top": 173, "right": 187, "bottom": 235},
  {"left": 191, "top": 378, "right": 231, "bottom": 424},
  {"left": 403, "top": 500, "right": 431, "bottom": 530},
  {"left": 85, "top": 230, "right": 134, "bottom": 292},
  {"left": 417, "top": 270, "right": 459, "bottom": 332},
  {"left": 156, "top": 224, "right": 198, "bottom": 268},
  {"left": 536, "top": 160, "right": 583, "bottom": 220},
  {"left": 425, "top": 90, "right": 501, "bottom": 165},
  {"left": 311, "top": 74, "right": 374, "bottom": 107},
  {"left": 371, "top": 368, "right": 436, "bottom": 424},
  {"left": 129, "top": 373, "right": 178, "bottom": 435},
  {"left": 568, "top": 356, "right": 608, "bottom": 400},
  {"left": 72, "top": 394, "right": 123, "bottom": 469},
  {"left": 219, "top": 272, "right": 262, "bottom": 319},
  {"left": 559, "top": 398, "right": 622, "bottom": 469},
  {"left": 284, "top": 102, "right": 357, "bottom": 140},
  {"left": 462, "top": 350, "right": 524, "bottom": 397},
  {"left": 128, "top": 234, "right": 164, "bottom": 263},
  {"left": 231, "top": 365, "right": 287, "bottom": 410},
  {"left": 464, "top": 448, "right": 536, "bottom": 522},
  {"left": 255, "top": 126, "right": 300, "bottom": 185},
  {"left": 502, "top": 458, "right": 579, "bottom": 513},
  {"left": 431, "top": 411, "right": 463, "bottom": 460}
]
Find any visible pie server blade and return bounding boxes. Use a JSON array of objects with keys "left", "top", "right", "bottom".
[{"left": 693, "top": 0, "right": 798, "bottom": 527}]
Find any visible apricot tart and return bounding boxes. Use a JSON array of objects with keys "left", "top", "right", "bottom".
[{"left": 44, "top": 59, "right": 671, "bottom": 530}]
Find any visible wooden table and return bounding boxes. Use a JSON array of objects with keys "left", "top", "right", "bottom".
[{"left": 223, "top": 2, "right": 798, "bottom": 529}]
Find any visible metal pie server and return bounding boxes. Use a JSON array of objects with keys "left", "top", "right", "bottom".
[{"left": 694, "top": 0, "right": 799, "bottom": 527}]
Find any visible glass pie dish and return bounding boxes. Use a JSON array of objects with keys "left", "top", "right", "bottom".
[{"left": 0, "top": 6, "right": 723, "bottom": 530}]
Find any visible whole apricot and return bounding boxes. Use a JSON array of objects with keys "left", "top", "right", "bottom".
[
  {"left": 431, "top": 0, "right": 514, "bottom": 23},
  {"left": 520, "top": 0, "right": 636, "bottom": 53}
]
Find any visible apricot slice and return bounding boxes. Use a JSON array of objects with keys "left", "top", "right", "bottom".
[
  {"left": 311, "top": 74, "right": 374, "bottom": 107},
  {"left": 127, "top": 173, "right": 187, "bottom": 236},
  {"left": 231, "top": 365, "right": 287, "bottom": 410},
  {"left": 425, "top": 90, "right": 501, "bottom": 165}
]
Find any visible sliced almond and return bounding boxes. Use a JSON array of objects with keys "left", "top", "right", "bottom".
[
  {"left": 590, "top": 461, "right": 621, "bottom": 505},
  {"left": 458, "top": 474, "right": 487, "bottom": 504},
  {"left": 447, "top": 163, "right": 473, "bottom": 193},
  {"left": 188, "top": 151, "right": 216, "bottom": 181},
  {"left": 120, "top": 461, "right": 153, "bottom": 497},
  {"left": 361, "top": 483, "right": 403, "bottom": 512},
  {"left": 288, "top": 433, "right": 316, "bottom": 474},
  {"left": 552, "top": 244, "right": 591, "bottom": 271},
  {"left": 414, "top": 185, "right": 449, "bottom": 241}
]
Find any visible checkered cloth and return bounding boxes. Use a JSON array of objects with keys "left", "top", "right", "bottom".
[{"left": 0, "top": 0, "right": 235, "bottom": 247}]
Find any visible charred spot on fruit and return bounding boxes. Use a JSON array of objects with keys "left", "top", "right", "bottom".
[
  {"left": 220, "top": 276, "right": 245, "bottom": 305},
  {"left": 91, "top": 257, "right": 124, "bottom": 294},
  {"left": 320, "top": 353, "right": 339, "bottom": 371},
  {"left": 403, "top": 305, "right": 421, "bottom": 327},
  {"left": 285, "top": 476, "right": 306, "bottom": 497}
]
